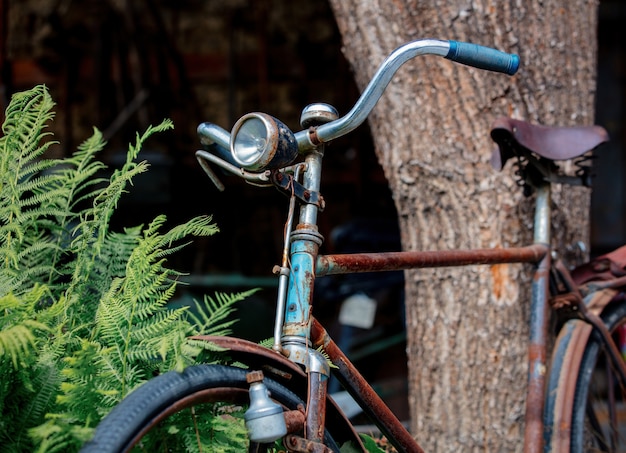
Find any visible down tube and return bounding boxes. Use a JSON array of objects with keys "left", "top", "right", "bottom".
[{"left": 311, "top": 319, "right": 425, "bottom": 453}]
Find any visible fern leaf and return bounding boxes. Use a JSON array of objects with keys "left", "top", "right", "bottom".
[
  {"left": 129, "top": 308, "right": 188, "bottom": 350},
  {"left": 0, "top": 324, "right": 38, "bottom": 368},
  {"left": 0, "top": 86, "right": 257, "bottom": 451},
  {"left": 187, "top": 290, "right": 257, "bottom": 337},
  {"left": 160, "top": 215, "right": 219, "bottom": 247},
  {"left": 15, "top": 361, "right": 63, "bottom": 449}
]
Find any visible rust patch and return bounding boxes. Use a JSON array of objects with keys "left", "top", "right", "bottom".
[{"left": 490, "top": 263, "right": 509, "bottom": 299}]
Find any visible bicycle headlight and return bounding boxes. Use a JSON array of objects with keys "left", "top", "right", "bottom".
[{"left": 230, "top": 113, "right": 299, "bottom": 171}]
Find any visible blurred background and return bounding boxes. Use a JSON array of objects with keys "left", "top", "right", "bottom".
[
  {"left": 1, "top": 0, "right": 397, "bottom": 277},
  {"left": 1, "top": 0, "right": 624, "bottom": 423}
]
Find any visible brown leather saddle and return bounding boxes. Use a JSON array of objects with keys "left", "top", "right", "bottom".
[
  {"left": 490, "top": 117, "right": 609, "bottom": 171},
  {"left": 490, "top": 117, "right": 621, "bottom": 284}
]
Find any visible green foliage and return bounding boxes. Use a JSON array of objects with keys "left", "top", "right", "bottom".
[
  {"left": 356, "top": 434, "right": 388, "bottom": 453},
  {"left": 0, "top": 85, "right": 243, "bottom": 452}
]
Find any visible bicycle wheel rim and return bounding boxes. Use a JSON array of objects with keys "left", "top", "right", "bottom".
[
  {"left": 126, "top": 386, "right": 251, "bottom": 451},
  {"left": 571, "top": 300, "right": 626, "bottom": 452},
  {"left": 80, "top": 364, "right": 342, "bottom": 453}
]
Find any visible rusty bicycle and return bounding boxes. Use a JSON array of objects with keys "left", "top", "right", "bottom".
[{"left": 80, "top": 38, "right": 626, "bottom": 452}]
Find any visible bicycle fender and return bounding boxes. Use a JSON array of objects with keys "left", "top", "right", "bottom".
[
  {"left": 190, "top": 335, "right": 366, "bottom": 451},
  {"left": 543, "top": 287, "right": 619, "bottom": 451}
]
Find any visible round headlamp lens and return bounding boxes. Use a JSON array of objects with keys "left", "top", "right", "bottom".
[
  {"left": 231, "top": 113, "right": 298, "bottom": 171},
  {"left": 232, "top": 116, "right": 269, "bottom": 168}
]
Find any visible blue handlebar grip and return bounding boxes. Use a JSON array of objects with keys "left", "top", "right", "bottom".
[{"left": 446, "top": 41, "right": 519, "bottom": 75}]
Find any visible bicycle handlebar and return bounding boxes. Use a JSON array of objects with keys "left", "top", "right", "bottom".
[
  {"left": 295, "top": 39, "right": 518, "bottom": 150},
  {"left": 197, "top": 38, "right": 519, "bottom": 181},
  {"left": 445, "top": 40, "right": 519, "bottom": 74}
]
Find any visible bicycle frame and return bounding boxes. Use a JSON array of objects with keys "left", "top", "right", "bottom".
[
  {"left": 195, "top": 39, "right": 551, "bottom": 453},
  {"left": 269, "top": 138, "right": 554, "bottom": 453},
  {"left": 80, "top": 34, "right": 626, "bottom": 453}
]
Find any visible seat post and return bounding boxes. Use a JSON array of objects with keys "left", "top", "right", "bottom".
[{"left": 524, "top": 182, "right": 552, "bottom": 453}]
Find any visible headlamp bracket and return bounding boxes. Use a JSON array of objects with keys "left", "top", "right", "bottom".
[{"left": 270, "top": 171, "right": 324, "bottom": 211}]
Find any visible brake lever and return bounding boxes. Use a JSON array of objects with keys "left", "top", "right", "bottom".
[
  {"left": 196, "top": 151, "right": 225, "bottom": 191},
  {"left": 195, "top": 150, "right": 272, "bottom": 190}
]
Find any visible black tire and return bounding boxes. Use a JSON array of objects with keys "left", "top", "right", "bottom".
[
  {"left": 570, "top": 299, "right": 626, "bottom": 452},
  {"left": 80, "top": 364, "right": 342, "bottom": 452}
]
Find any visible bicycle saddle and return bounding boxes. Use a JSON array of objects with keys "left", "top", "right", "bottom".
[{"left": 490, "top": 117, "right": 609, "bottom": 171}]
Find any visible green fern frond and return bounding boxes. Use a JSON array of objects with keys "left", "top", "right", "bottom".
[
  {"left": 68, "top": 161, "right": 149, "bottom": 269},
  {"left": 17, "top": 362, "right": 63, "bottom": 447},
  {"left": 29, "top": 420, "right": 81, "bottom": 453},
  {"left": 0, "top": 87, "right": 257, "bottom": 452},
  {"left": 57, "top": 340, "right": 113, "bottom": 412},
  {"left": 258, "top": 337, "right": 274, "bottom": 349},
  {"left": 91, "top": 231, "right": 139, "bottom": 276},
  {"left": 0, "top": 87, "right": 69, "bottom": 287},
  {"left": 132, "top": 282, "right": 178, "bottom": 321},
  {"left": 92, "top": 278, "right": 126, "bottom": 342},
  {"left": 187, "top": 289, "right": 257, "bottom": 337},
  {"left": 161, "top": 214, "right": 220, "bottom": 247},
  {"left": 184, "top": 337, "right": 230, "bottom": 354},
  {"left": 129, "top": 307, "right": 189, "bottom": 346},
  {"left": 0, "top": 86, "right": 56, "bottom": 165},
  {"left": 0, "top": 324, "right": 38, "bottom": 368},
  {"left": 64, "top": 122, "right": 172, "bottom": 305},
  {"left": 130, "top": 324, "right": 190, "bottom": 368},
  {"left": 67, "top": 179, "right": 107, "bottom": 209},
  {"left": 0, "top": 284, "right": 54, "bottom": 368},
  {"left": 17, "top": 187, "right": 72, "bottom": 210},
  {"left": 52, "top": 130, "right": 107, "bottom": 218},
  {"left": 0, "top": 86, "right": 59, "bottom": 209},
  {"left": 16, "top": 158, "right": 61, "bottom": 183},
  {"left": 15, "top": 234, "right": 59, "bottom": 260}
]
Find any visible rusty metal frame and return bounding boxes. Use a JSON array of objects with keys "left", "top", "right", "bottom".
[
  {"left": 190, "top": 334, "right": 367, "bottom": 451},
  {"left": 314, "top": 243, "right": 550, "bottom": 452},
  {"left": 193, "top": 52, "right": 621, "bottom": 449},
  {"left": 312, "top": 191, "right": 553, "bottom": 453},
  {"left": 316, "top": 243, "right": 547, "bottom": 276}
]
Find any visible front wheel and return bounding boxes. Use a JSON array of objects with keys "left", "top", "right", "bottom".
[
  {"left": 80, "top": 364, "right": 342, "bottom": 453},
  {"left": 544, "top": 294, "right": 626, "bottom": 452}
]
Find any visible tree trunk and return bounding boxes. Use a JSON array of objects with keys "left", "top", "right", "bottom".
[{"left": 327, "top": 1, "right": 600, "bottom": 451}]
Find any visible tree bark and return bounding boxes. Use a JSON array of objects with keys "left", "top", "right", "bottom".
[{"left": 327, "top": 1, "right": 600, "bottom": 451}]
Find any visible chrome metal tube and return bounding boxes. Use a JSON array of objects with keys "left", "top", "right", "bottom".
[
  {"left": 197, "top": 122, "right": 231, "bottom": 149},
  {"left": 533, "top": 184, "right": 551, "bottom": 245},
  {"left": 273, "top": 165, "right": 303, "bottom": 352},
  {"left": 294, "top": 39, "right": 450, "bottom": 150}
]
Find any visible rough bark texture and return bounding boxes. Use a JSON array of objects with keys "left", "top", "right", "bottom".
[{"left": 327, "top": 1, "right": 599, "bottom": 451}]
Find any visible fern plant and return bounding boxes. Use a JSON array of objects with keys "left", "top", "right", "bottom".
[{"left": 0, "top": 85, "right": 248, "bottom": 452}]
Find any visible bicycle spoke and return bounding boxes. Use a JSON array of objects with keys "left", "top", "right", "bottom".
[{"left": 583, "top": 319, "right": 626, "bottom": 452}]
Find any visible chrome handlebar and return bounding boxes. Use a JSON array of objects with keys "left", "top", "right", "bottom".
[
  {"left": 294, "top": 39, "right": 518, "bottom": 151},
  {"left": 197, "top": 38, "right": 519, "bottom": 188}
]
